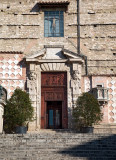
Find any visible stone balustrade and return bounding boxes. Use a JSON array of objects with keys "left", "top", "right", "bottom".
[{"left": 90, "top": 87, "right": 108, "bottom": 103}]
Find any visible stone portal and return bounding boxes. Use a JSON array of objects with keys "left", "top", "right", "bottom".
[{"left": 26, "top": 46, "right": 84, "bottom": 131}]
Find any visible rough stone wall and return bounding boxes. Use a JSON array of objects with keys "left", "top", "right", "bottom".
[
  {"left": 0, "top": 0, "right": 116, "bottom": 75},
  {"left": 0, "top": 0, "right": 78, "bottom": 54},
  {"left": 80, "top": 0, "right": 116, "bottom": 124},
  {"left": 80, "top": 0, "right": 116, "bottom": 75}
]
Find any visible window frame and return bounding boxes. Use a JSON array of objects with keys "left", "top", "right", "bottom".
[{"left": 44, "top": 11, "right": 64, "bottom": 37}]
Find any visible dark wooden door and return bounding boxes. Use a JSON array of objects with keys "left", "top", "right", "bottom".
[
  {"left": 47, "top": 101, "right": 62, "bottom": 129},
  {"left": 41, "top": 72, "right": 68, "bottom": 129}
]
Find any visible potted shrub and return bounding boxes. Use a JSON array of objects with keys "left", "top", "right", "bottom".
[
  {"left": 73, "top": 92, "right": 103, "bottom": 133},
  {"left": 4, "top": 88, "right": 34, "bottom": 134}
]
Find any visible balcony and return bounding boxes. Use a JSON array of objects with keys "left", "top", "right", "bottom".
[{"left": 90, "top": 87, "right": 108, "bottom": 103}]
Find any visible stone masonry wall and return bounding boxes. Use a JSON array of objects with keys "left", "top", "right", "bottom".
[
  {"left": 80, "top": 0, "right": 116, "bottom": 75},
  {"left": 0, "top": 0, "right": 115, "bottom": 75},
  {"left": 0, "top": 0, "right": 78, "bottom": 55}
]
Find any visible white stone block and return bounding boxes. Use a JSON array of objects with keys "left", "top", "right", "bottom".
[{"left": 0, "top": 104, "right": 4, "bottom": 133}]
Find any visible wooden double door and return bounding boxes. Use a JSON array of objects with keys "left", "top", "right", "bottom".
[
  {"left": 47, "top": 101, "right": 62, "bottom": 129},
  {"left": 41, "top": 72, "right": 68, "bottom": 129}
]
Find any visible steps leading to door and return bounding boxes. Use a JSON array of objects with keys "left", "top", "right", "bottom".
[{"left": 0, "top": 132, "right": 116, "bottom": 160}]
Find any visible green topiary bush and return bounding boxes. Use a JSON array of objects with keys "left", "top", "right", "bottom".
[
  {"left": 4, "top": 88, "right": 34, "bottom": 133},
  {"left": 73, "top": 92, "right": 103, "bottom": 128}
]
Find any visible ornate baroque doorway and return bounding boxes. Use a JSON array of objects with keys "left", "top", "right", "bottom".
[{"left": 41, "top": 72, "right": 68, "bottom": 129}]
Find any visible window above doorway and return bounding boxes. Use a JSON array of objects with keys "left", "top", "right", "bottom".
[{"left": 44, "top": 11, "right": 64, "bottom": 37}]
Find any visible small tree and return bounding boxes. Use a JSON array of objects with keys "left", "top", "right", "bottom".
[
  {"left": 73, "top": 92, "right": 103, "bottom": 128},
  {"left": 4, "top": 88, "right": 34, "bottom": 133}
]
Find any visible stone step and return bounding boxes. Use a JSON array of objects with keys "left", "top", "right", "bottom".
[
  {"left": 0, "top": 132, "right": 116, "bottom": 160},
  {"left": 94, "top": 124, "right": 116, "bottom": 133}
]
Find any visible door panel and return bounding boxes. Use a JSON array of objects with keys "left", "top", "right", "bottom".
[
  {"left": 49, "top": 109, "right": 54, "bottom": 126},
  {"left": 55, "top": 109, "right": 60, "bottom": 126},
  {"left": 47, "top": 101, "right": 62, "bottom": 129}
]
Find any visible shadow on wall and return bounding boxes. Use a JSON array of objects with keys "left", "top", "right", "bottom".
[
  {"left": 58, "top": 134, "right": 116, "bottom": 160},
  {"left": 30, "top": 3, "right": 39, "bottom": 12}
]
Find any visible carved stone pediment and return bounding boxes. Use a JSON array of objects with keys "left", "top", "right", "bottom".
[
  {"left": 25, "top": 46, "right": 84, "bottom": 64},
  {"left": 25, "top": 49, "right": 46, "bottom": 61}
]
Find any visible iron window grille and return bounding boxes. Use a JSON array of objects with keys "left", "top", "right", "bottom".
[{"left": 44, "top": 11, "right": 64, "bottom": 37}]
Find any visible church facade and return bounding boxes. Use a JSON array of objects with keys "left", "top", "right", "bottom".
[{"left": 0, "top": 0, "right": 116, "bottom": 131}]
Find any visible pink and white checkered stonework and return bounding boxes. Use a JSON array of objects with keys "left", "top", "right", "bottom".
[
  {"left": 82, "top": 76, "right": 116, "bottom": 124},
  {"left": 0, "top": 53, "right": 26, "bottom": 98}
]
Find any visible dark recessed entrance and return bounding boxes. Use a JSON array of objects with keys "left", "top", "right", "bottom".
[
  {"left": 47, "top": 101, "right": 62, "bottom": 129},
  {"left": 41, "top": 72, "right": 68, "bottom": 129}
]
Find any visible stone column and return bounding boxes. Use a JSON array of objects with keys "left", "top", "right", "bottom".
[
  {"left": 0, "top": 86, "right": 7, "bottom": 133},
  {"left": 67, "top": 69, "right": 73, "bottom": 128},
  {"left": 27, "top": 64, "right": 37, "bottom": 131},
  {"left": 36, "top": 65, "right": 41, "bottom": 130},
  {"left": 70, "top": 63, "right": 82, "bottom": 129},
  {"left": 0, "top": 103, "right": 4, "bottom": 133}
]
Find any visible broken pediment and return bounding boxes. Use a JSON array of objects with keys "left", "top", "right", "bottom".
[
  {"left": 25, "top": 46, "right": 84, "bottom": 64},
  {"left": 25, "top": 48, "right": 46, "bottom": 60}
]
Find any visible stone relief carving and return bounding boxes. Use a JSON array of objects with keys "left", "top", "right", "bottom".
[
  {"left": 29, "top": 71, "right": 37, "bottom": 81},
  {"left": 71, "top": 69, "right": 81, "bottom": 104},
  {"left": 27, "top": 71, "right": 37, "bottom": 98},
  {"left": 42, "top": 72, "right": 66, "bottom": 86},
  {"left": 72, "top": 70, "right": 78, "bottom": 80},
  {"left": 72, "top": 70, "right": 81, "bottom": 90}
]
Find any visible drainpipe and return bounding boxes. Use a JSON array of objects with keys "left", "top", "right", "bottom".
[
  {"left": 84, "top": 56, "right": 88, "bottom": 75},
  {"left": 77, "top": 0, "right": 88, "bottom": 75},
  {"left": 77, "top": 0, "right": 80, "bottom": 55}
]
